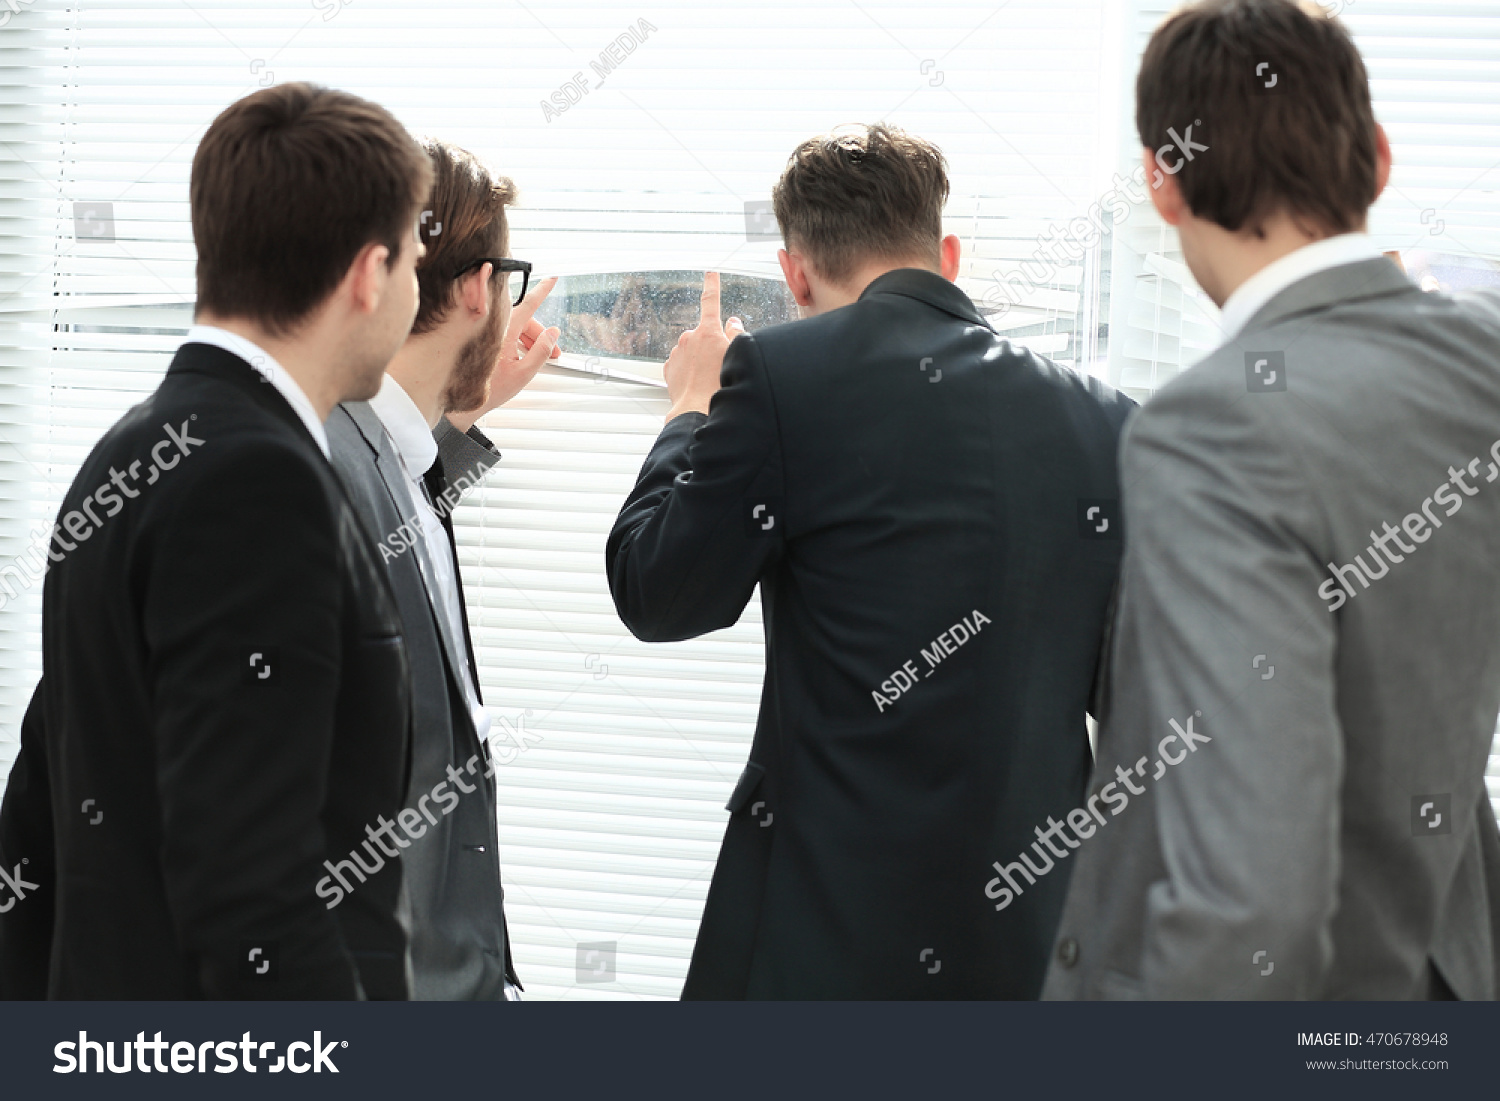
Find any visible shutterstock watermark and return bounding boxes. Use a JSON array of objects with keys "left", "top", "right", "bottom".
[
  {"left": 73, "top": 201, "right": 115, "bottom": 243},
  {"left": 311, "top": 0, "right": 353, "bottom": 20},
  {"left": 0, "top": 0, "right": 38, "bottom": 29},
  {"left": 1319, "top": 438, "right": 1500, "bottom": 611},
  {"left": 0, "top": 419, "right": 204, "bottom": 612},
  {"left": 985, "top": 712, "right": 1211, "bottom": 911},
  {"left": 0, "top": 858, "right": 39, "bottom": 913},
  {"left": 54, "top": 1031, "right": 345, "bottom": 1074},
  {"left": 981, "top": 122, "right": 1208, "bottom": 320},
  {"left": 316, "top": 713, "right": 541, "bottom": 908},
  {"left": 576, "top": 941, "right": 617, "bottom": 984}
]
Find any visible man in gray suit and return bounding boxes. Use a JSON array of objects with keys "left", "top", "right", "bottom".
[
  {"left": 328, "top": 138, "right": 560, "bottom": 999},
  {"left": 1042, "top": 0, "right": 1500, "bottom": 999}
]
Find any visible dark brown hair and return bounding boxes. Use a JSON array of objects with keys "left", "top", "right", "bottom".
[
  {"left": 191, "top": 82, "right": 433, "bottom": 335},
  {"left": 410, "top": 139, "right": 518, "bottom": 335},
  {"left": 771, "top": 124, "right": 950, "bottom": 284},
  {"left": 1136, "top": 0, "right": 1378, "bottom": 237}
]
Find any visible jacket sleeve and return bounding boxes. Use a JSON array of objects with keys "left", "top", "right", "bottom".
[
  {"left": 434, "top": 418, "right": 501, "bottom": 499},
  {"left": 0, "top": 681, "right": 54, "bottom": 998},
  {"left": 1109, "top": 378, "right": 1342, "bottom": 998},
  {"left": 141, "top": 442, "right": 366, "bottom": 999},
  {"left": 606, "top": 334, "right": 785, "bottom": 642}
]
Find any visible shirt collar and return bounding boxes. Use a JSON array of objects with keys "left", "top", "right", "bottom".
[
  {"left": 366, "top": 373, "right": 438, "bottom": 482},
  {"left": 1218, "top": 233, "right": 1382, "bottom": 342},
  {"left": 184, "top": 324, "right": 329, "bottom": 458}
]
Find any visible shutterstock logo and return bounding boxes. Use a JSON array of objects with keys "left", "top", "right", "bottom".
[
  {"left": 55, "top": 1031, "right": 345, "bottom": 1074},
  {"left": 1411, "top": 794, "right": 1452, "bottom": 837},
  {"left": 1077, "top": 498, "right": 1119, "bottom": 540},
  {"left": 1245, "top": 351, "right": 1287, "bottom": 393}
]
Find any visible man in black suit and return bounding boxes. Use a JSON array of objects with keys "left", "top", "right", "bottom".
[
  {"left": 327, "top": 138, "right": 561, "bottom": 999},
  {"left": 0, "top": 83, "right": 433, "bottom": 999},
  {"left": 607, "top": 124, "right": 1136, "bottom": 998}
]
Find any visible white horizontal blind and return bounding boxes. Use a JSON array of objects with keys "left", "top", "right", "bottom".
[
  {"left": 1116, "top": 0, "right": 1500, "bottom": 819},
  {"left": 1110, "top": 0, "right": 1228, "bottom": 398},
  {"left": 0, "top": 21, "right": 56, "bottom": 777},
  {"left": 0, "top": 0, "right": 1125, "bottom": 998},
  {"left": 459, "top": 371, "right": 763, "bottom": 999}
]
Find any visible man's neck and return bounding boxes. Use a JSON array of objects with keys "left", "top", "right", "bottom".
[
  {"left": 809, "top": 258, "right": 941, "bottom": 315},
  {"left": 195, "top": 311, "right": 342, "bottom": 420},
  {"left": 1187, "top": 212, "right": 1364, "bottom": 308},
  {"left": 384, "top": 331, "right": 456, "bottom": 429}
]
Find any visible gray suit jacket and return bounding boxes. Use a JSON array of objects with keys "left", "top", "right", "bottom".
[
  {"left": 1042, "top": 257, "right": 1500, "bottom": 1000},
  {"left": 328, "top": 405, "right": 518, "bottom": 999}
]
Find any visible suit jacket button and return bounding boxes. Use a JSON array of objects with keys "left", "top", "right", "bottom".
[{"left": 1056, "top": 937, "right": 1079, "bottom": 969}]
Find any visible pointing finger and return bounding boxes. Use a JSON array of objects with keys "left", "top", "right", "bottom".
[
  {"left": 699, "top": 271, "right": 722, "bottom": 330},
  {"left": 512, "top": 275, "right": 558, "bottom": 328}
]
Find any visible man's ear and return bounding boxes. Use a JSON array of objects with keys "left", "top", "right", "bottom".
[
  {"left": 1373, "top": 123, "right": 1392, "bottom": 205},
  {"left": 1142, "top": 145, "right": 1186, "bottom": 227},
  {"left": 347, "top": 242, "right": 391, "bottom": 317},
  {"left": 939, "top": 234, "right": 961, "bottom": 282},
  {"left": 778, "top": 248, "right": 814, "bottom": 308},
  {"left": 459, "top": 263, "right": 492, "bottom": 319}
]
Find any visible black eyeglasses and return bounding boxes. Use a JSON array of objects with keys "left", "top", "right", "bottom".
[{"left": 452, "top": 257, "right": 531, "bottom": 306}]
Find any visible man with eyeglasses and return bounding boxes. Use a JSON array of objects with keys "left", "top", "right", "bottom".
[{"left": 326, "top": 137, "right": 559, "bottom": 1000}]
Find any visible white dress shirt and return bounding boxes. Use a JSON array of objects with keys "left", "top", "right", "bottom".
[
  {"left": 367, "top": 375, "right": 493, "bottom": 746},
  {"left": 1217, "top": 232, "right": 1383, "bottom": 343},
  {"left": 185, "top": 324, "right": 329, "bottom": 457}
]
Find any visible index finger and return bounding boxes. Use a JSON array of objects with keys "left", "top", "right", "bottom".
[
  {"left": 698, "top": 271, "right": 721, "bottom": 330},
  {"left": 511, "top": 275, "right": 558, "bottom": 329}
]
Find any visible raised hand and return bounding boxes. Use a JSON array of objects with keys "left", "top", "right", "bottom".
[
  {"left": 448, "top": 275, "right": 562, "bottom": 432},
  {"left": 664, "top": 271, "right": 747, "bottom": 421}
]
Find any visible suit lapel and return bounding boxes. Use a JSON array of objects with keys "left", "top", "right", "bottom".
[{"left": 343, "top": 402, "right": 475, "bottom": 701}]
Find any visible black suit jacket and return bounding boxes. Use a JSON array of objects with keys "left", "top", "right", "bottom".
[
  {"left": 0, "top": 342, "right": 413, "bottom": 1000},
  {"left": 607, "top": 269, "right": 1135, "bottom": 999}
]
